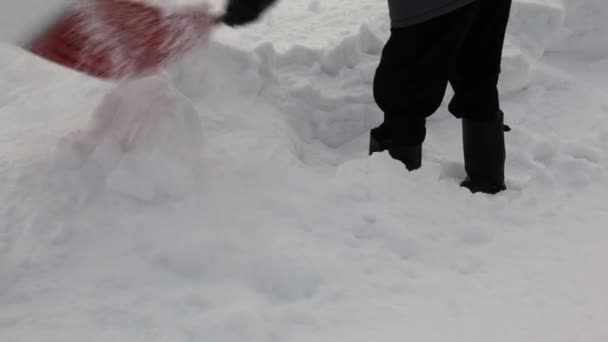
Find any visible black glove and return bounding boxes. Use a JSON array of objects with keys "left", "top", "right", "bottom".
[{"left": 223, "top": 0, "right": 278, "bottom": 26}]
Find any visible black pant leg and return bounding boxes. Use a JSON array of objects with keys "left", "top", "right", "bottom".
[
  {"left": 448, "top": 0, "right": 513, "bottom": 120},
  {"left": 373, "top": 2, "right": 480, "bottom": 145}
]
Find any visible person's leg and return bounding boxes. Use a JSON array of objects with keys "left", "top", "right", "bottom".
[
  {"left": 448, "top": 0, "right": 512, "bottom": 193},
  {"left": 372, "top": 2, "right": 480, "bottom": 170},
  {"left": 448, "top": 0, "right": 512, "bottom": 120}
]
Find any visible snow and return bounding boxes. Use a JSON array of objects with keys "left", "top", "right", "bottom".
[
  {"left": 1, "top": 0, "right": 608, "bottom": 341},
  {"left": 0, "top": 0, "right": 70, "bottom": 45},
  {"left": 57, "top": 74, "right": 203, "bottom": 201}
]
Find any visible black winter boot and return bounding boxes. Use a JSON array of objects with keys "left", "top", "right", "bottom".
[
  {"left": 461, "top": 111, "right": 507, "bottom": 194},
  {"left": 369, "top": 128, "right": 422, "bottom": 171}
]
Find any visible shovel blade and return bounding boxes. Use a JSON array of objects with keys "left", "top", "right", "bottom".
[{"left": 28, "top": 0, "right": 215, "bottom": 79}]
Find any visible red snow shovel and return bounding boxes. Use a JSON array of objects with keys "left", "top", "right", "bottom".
[{"left": 28, "top": 0, "right": 219, "bottom": 79}]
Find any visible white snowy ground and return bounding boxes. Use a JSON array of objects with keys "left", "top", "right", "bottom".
[{"left": 1, "top": 0, "right": 608, "bottom": 341}]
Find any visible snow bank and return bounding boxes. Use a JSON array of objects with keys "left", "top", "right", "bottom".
[
  {"left": 228, "top": 0, "right": 573, "bottom": 95},
  {"left": 505, "top": 0, "right": 608, "bottom": 86},
  {"left": 509, "top": 0, "right": 565, "bottom": 58},
  {"left": 551, "top": 0, "right": 608, "bottom": 57},
  {"left": 57, "top": 75, "right": 203, "bottom": 201}
]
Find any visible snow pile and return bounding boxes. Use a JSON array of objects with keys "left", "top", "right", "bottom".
[
  {"left": 508, "top": 0, "right": 565, "bottom": 58},
  {"left": 229, "top": 0, "right": 568, "bottom": 95},
  {"left": 57, "top": 75, "right": 203, "bottom": 201},
  {"left": 496, "top": 0, "right": 564, "bottom": 92},
  {"left": 552, "top": 0, "right": 608, "bottom": 56}
]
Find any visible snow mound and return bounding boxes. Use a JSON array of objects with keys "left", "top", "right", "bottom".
[
  {"left": 495, "top": 0, "right": 566, "bottom": 93},
  {"left": 552, "top": 0, "right": 608, "bottom": 56},
  {"left": 230, "top": 0, "right": 571, "bottom": 95},
  {"left": 57, "top": 75, "right": 202, "bottom": 201},
  {"left": 509, "top": 0, "right": 565, "bottom": 58}
]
